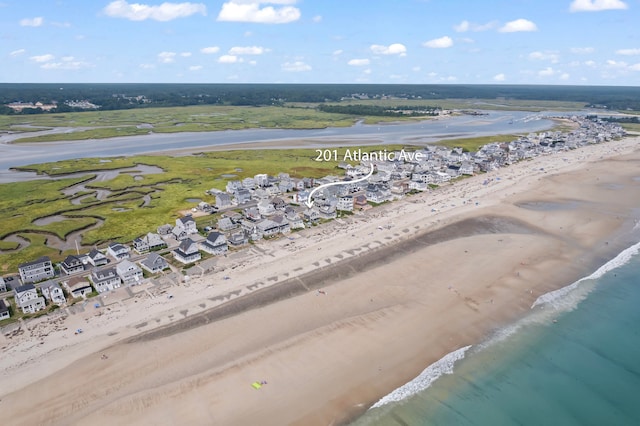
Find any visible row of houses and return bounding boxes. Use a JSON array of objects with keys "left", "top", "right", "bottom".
[{"left": 1, "top": 116, "right": 625, "bottom": 320}]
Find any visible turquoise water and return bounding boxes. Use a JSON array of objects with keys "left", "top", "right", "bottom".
[{"left": 353, "top": 245, "right": 640, "bottom": 426}]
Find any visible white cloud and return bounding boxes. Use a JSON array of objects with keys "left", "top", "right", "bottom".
[
  {"left": 41, "top": 60, "right": 92, "bottom": 70},
  {"left": 538, "top": 67, "right": 555, "bottom": 77},
  {"left": 560, "top": 73, "right": 570, "bottom": 80},
  {"left": 332, "top": 49, "right": 343, "bottom": 56},
  {"left": 139, "top": 63, "right": 156, "bottom": 69},
  {"left": 528, "top": 51, "right": 560, "bottom": 63},
  {"left": 30, "top": 54, "right": 55, "bottom": 63},
  {"left": 51, "top": 21, "right": 72, "bottom": 28},
  {"left": 348, "top": 58, "right": 370, "bottom": 66},
  {"left": 630, "top": 63, "right": 640, "bottom": 71},
  {"left": 10, "top": 49, "right": 26, "bottom": 57},
  {"left": 569, "top": 0, "right": 627, "bottom": 12},
  {"left": 312, "top": 15, "right": 322, "bottom": 22},
  {"left": 616, "top": 48, "right": 640, "bottom": 55},
  {"left": 453, "top": 20, "right": 496, "bottom": 32},
  {"left": 217, "top": 0, "right": 300, "bottom": 24},
  {"left": 412, "top": 66, "right": 421, "bottom": 72},
  {"left": 423, "top": 36, "right": 453, "bottom": 49},
  {"left": 20, "top": 17, "right": 44, "bottom": 27},
  {"left": 493, "top": 73, "right": 506, "bottom": 81},
  {"left": 158, "top": 51, "right": 177, "bottom": 63},
  {"left": 103, "top": 1, "right": 206, "bottom": 21},
  {"left": 281, "top": 61, "right": 311, "bottom": 71},
  {"left": 228, "top": 46, "right": 268, "bottom": 55},
  {"left": 200, "top": 46, "right": 220, "bottom": 54},
  {"left": 218, "top": 54, "right": 241, "bottom": 63},
  {"left": 499, "top": 19, "right": 537, "bottom": 33},
  {"left": 606, "top": 59, "right": 627, "bottom": 68},
  {"left": 189, "top": 65, "right": 203, "bottom": 71},
  {"left": 363, "top": 68, "right": 372, "bottom": 75},
  {"left": 370, "top": 43, "right": 407, "bottom": 56},
  {"left": 571, "top": 47, "right": 594, "bottom": 54},
  {"left": 584, "top": 60, "right": 597, "bottom": 67},
  {"left": 180, "top": 52, "right": 192, "bottom": 57}
]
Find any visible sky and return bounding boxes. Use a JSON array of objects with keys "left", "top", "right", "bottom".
[{"left": 1, "top": 0, "right": 640, "bottom": 85}]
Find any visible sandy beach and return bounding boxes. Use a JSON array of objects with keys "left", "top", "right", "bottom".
[{"left": 1, "top": 135, "right": 640, "bottom": 425}]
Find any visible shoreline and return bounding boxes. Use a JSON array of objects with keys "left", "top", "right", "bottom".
[{"left": 1, "top": 137, "right": 639, "bottom": 425}]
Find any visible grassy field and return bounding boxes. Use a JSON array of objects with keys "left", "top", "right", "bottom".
[
  {"left": 0, "top": 145, "right": 411, "bottom": 272},
  {"left": 2, "top": 105, "right": 360, "bottom": 143}
]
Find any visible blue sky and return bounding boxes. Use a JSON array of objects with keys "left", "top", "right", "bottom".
[{"left": 1, "top": 0, "right": 640, "bottom": 85}]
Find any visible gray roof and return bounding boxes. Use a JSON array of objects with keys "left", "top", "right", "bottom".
[
  {"left": 18, "top": 256, "right": 51, "bottom": 269},
  {"left": 14, "top": 283, "right": 36, "bottom": 294}
]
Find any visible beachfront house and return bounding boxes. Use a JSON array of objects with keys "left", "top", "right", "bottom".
[
  {"left": 116, "top": 260, "right": 144, "bottom": 285},
  {"left": 337, "top": 196, "right": 354, "bottom": 212},
  {"left": 200, "top": 232, "right": 228, "bottom": 255},
  {"left": 227, "top": 230, "right": 249, "bottom": 247},
  {"left": 140, "top": 253, "right": 169, "bottom": 274},
  {"left": 60, "top": 255, "right": 85, "bottom": 275},
  {"left": 14, "top": 284, "right": 46, "bottom": 314},
  {"left": 65, "top": 276, "right": 93, "bottom": 298},
  {"left": 107, "top": 242, "right": 131, "bottom": 260},
  {"left": 172, "top": 238, "right": 201, "bottom": 264},
  {"left": 0, "top": 277, "right": 6, "bottom": 293},
  {"left": 18, "top": 256, "right": 55, "bottom": 284},
  {"left": 41, "top": 281, "right": 66, "bottom": 305},
  {"left": 90, "top": 267, "right": 121, "bottom": 293},
  {"left": 0, "top": 300, "right": 10, "bottom": 320}
]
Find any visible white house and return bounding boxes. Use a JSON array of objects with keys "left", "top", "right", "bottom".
[
  {"left": 18, "top": 256, "right": 54, "bottom": 284},
  {"left": 41, "top": 281, "right": 66, "bottom": 305},
  {"left": 172, "top": 216, "right": 198, "bottom": 240},
  {"left": 14, "top": 284, "right": 45, "bottom": 314},
  {"left": 107, "top": 242, "right": 131, "bottom": 260},
  {"left": 337, "top": 195, "right": 354, "bottom": 212},
  {"left": 116, "top": 260, "right": 144, "bottom": 285},
  {"left": 90, "top": 267, "right": 121, "bottom": 293}
]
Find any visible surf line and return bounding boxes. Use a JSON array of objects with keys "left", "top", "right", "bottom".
[{"left": 305, "top": 163, "right": 375, "bottom": 209}]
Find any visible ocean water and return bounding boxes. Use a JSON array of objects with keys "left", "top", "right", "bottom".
[{"left": 352, "top": 242, "right": 640, "bottom": 426}]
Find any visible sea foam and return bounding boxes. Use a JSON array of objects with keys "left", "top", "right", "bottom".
[
  {"left": 370, "top": 345, "right": 472, "bottom": 409},
  {"left": 532, "top": 240, "right": 640, "bottom": 309}
]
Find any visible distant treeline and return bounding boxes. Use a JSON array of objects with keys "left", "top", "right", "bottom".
[
  {"left": 600, "top": 115, "right": 640, "bottom": 123},
  {"left": 2, "top": 83, "right": 640, "bottom": 115},
  {"left": 317, "top": 104, "right": 440, "bottom": 116}
]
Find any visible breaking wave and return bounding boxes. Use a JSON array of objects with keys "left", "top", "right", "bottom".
[
  {"left": 532, "top": 240, "right": 640, "bottom": 309},
  {"left": 370, "top": 345, "right": 472, "bottom": 409}
]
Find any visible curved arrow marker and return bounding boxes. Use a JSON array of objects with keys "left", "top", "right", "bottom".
[{"left": 305, "top": 163, "right": 375, "bottom": 208}]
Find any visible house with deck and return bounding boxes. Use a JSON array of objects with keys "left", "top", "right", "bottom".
[
  {"left": 14, "top": 284, "right": 46, "bottom": 314},
  {"left": 107, "top": 242, "right": 131, "bottom": 260},
  {"left": 65, "top": 276, "right": 93, "bottom": 298},
  {"left": 140, "top": 253, "right": 169, "bottom": 274},
  {"left": 18, "top": 256, "right": 54, "bottom": 284},
  {"left": 87, "top": 249, "right": 109, "bottom": 267},
  {"left": 116, "top": 260, "right": 144, "bottom": 285},
  {"left": 200, "top": 232, "right": 228, "bottom": 255},
  {"left": 172, "top": 238, "right": 201, "bottom": 264},
  {"left": 133, "top": 232, "right": 167, "bottom": 254},
  {"left": 41, "top": 281, "right": 66, "bottom": 305},
  {"left": 90, "top": 267, "right": 121, "bottom": 293},
  {"left": 0, "top": 276, "right": 6, "bottom": 293},
  {"left": 60, "top": 255, "right": 85, "bottom": 275}
]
